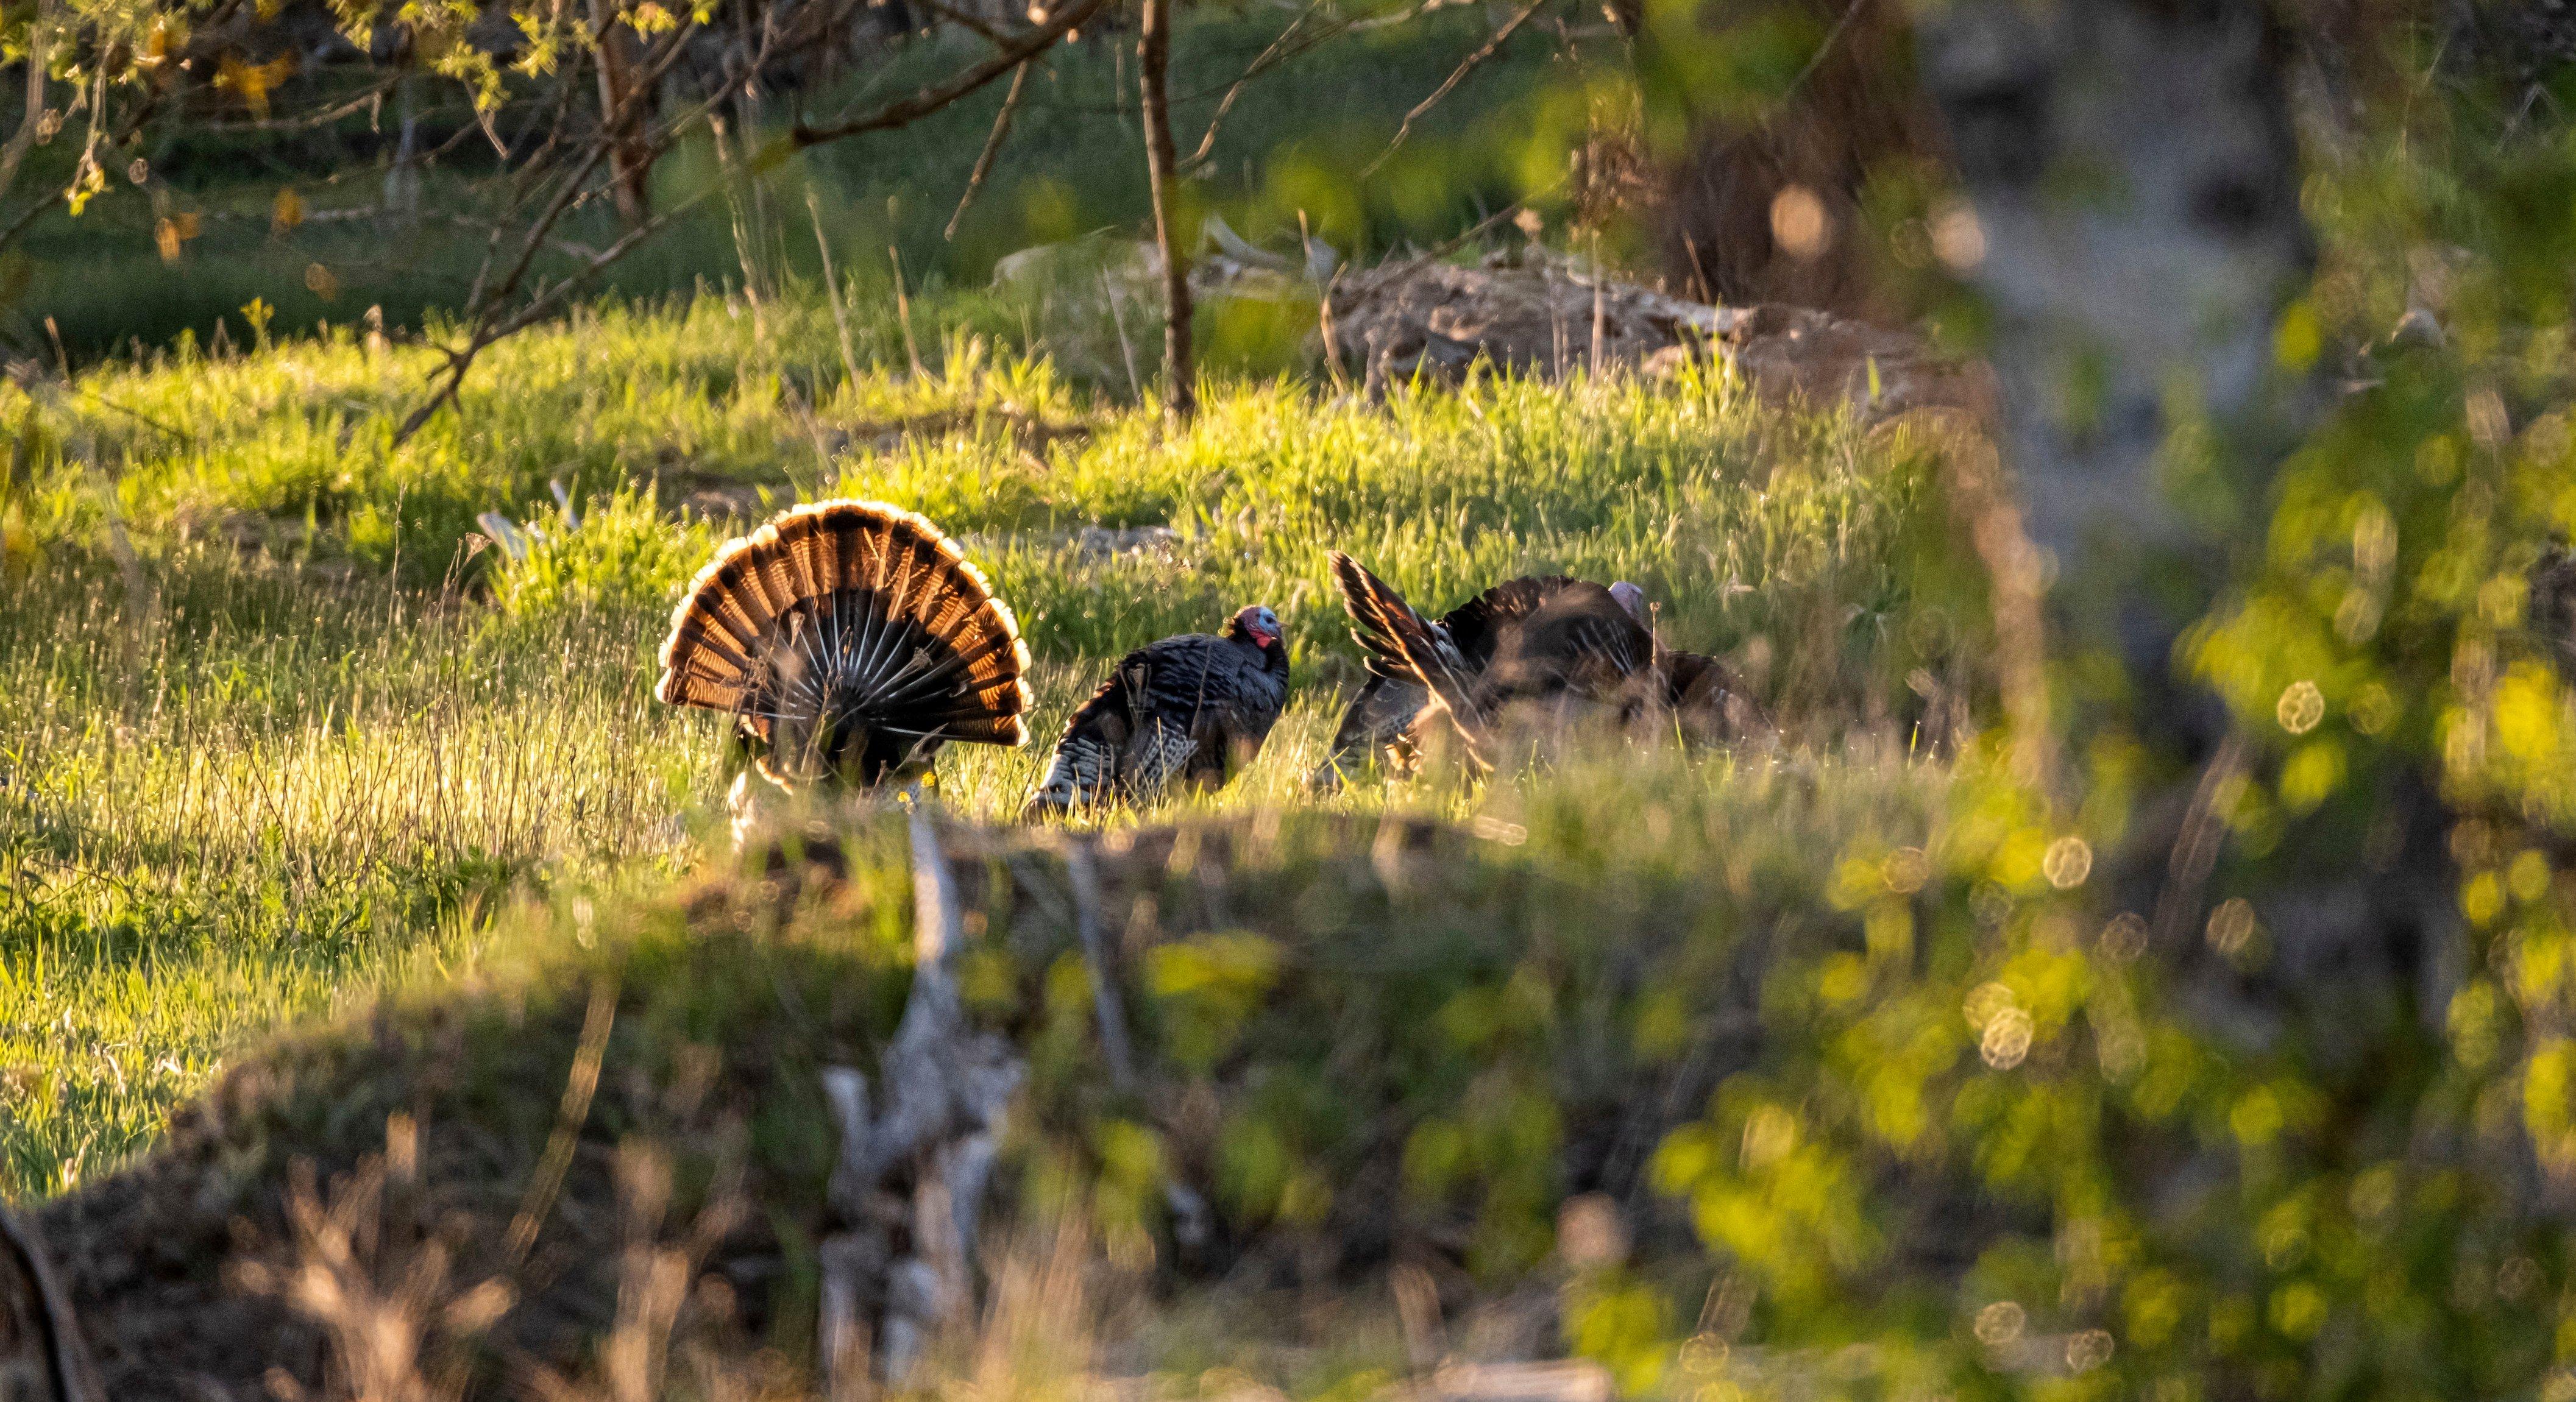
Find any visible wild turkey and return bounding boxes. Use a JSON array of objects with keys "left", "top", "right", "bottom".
[
  {"left": 1325, "top": 553, "right": 1751, "bottom": 776},
  {"left": 1023, "top": 605, "right": 1290, "bottom": 816},
  {"left": 1605, "top": 581, "right": 1765, "bottom": 743},
  {"left": 1309, "top": 572, "right": 1587, "bottom": 789},
  {"left": 656, "top": 500, "right": 1032, "bottom": 813}
]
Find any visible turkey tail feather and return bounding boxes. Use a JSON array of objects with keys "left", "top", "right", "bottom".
[
  {"left": 657, "top": 501, "right": 1032, "bottom": 781},
  {"left": 1327, "top": 552, "right": 1491, "bottom": 771}
]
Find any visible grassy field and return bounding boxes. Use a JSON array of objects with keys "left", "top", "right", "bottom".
[{"left": 0, "top": 275, "right": 1951, "bottom": 1200}]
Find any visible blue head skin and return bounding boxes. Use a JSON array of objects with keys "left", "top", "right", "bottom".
[
  {"left": 1609, "top": 581, "right": 1648, "bottom": 622},
  {"left": 1228, "top": 604, "right": 1283, "bottom": 651}
]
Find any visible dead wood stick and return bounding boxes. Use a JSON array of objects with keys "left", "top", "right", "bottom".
[
  {"left": 820, "top": 805, "right": 1026, "bottom": 1387},
  {"left": 2151, "top": 731, "right": 2250, "bottom": 946},
  {"left": 503, "top": 975, "right": 620, "bottom": 1270},
  {"left": 1063, "top": 837, "right": 1138, "bottom": 1091},
  {"left": 1361, "top": 0, "right": 1551, "bottom": 179},
  {"left": 892, "top": 246, "right": 928, "bottom": 380},
  {"left": 946, "top": 60, "right": 1033, "bottom": 241},
  {"left": 807, "top": 189, "right": 865, "bottom": 391},
  {"left": 1104, "top": 267, "right": 1144, "bottom": 401}
]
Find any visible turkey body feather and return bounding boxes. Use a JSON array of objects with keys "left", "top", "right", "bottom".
[
  {"left": 1024, "top": 611, "right": 1290, "bottom": 816},
  {"left": 656, "top": 500, "right": 1032, "bottom": 792},
  {"left": 1324, "top": 552, "right": 1755, "bottom": 779},
  {"left": 1314, "top": 572, "right": 1585, "bottom": 785}
]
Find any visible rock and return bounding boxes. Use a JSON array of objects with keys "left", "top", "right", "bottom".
[
  {"left": 1330, "top": 257, "right": 1733, "bottom": 380},
  {"left": 990, "top": 232, "right": 1316, "bottom": 307},
  {"left": 988, "top": 227, "right": 1992, "bottom": 425},
  {"left": 1329, "top": 257, "right": 1993, "bottom": 423},
  {"left": 991, "top": 236, "right": 1163, "bottom": 302}
]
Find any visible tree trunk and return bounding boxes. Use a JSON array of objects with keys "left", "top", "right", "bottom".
[
  {"left": 1136, "top": 0, "right": 1196, "bottom": 422},
  {"left": 816, "top": 805, "right": 1026, "bottom": 1389},
  {"left": 587, "top": 0, "right": 658, "bottom": 223},
  {"left": 1911, "top": 0, "right": 2311, "bottom": 572},
  {"left": 383, "top": 75, "right": 421, "bottom": 222}
]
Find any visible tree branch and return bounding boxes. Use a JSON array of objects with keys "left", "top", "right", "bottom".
[
  {"left": 0, "top": 0, "right": 55, "bottom": 204},
  {"left": 397, "top": 0, "right": 1111, "bottom": 441},
  {"left": 1362, "top": 0, "right": 1550, "bottom": 178},
  {"left": 790, "top": 0, "right": 1112, "bottom": 147},
  {"left": 945, "top": 58, "right": 1032, "bottom": 239},
  {"left": 1178, "top": 0, "right": 1330, "bottom": 172}
]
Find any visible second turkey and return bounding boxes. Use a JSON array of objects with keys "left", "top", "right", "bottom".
[{"left": 1022, "top": 604, "right": 1291, "bottom": 818}]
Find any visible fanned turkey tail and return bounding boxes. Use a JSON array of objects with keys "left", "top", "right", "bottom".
[
  {"left": 1327, "top": 551, "right": 1492, "bottom": 773},
  {"left": 657, "top": 500, "right": 1032, "bottom": 787}
]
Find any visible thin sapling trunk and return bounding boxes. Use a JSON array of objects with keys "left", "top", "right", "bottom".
[{"left": 1136, "top": 0, "right": 1195, "bottom": 421}]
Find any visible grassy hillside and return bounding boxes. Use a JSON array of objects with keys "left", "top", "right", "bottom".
[
  {"left": 0, "top": 279, "right": 1953, "bottom": 1199},
  {"left": 37, "top": 763, "right": 1959, "bottom": 1398}
]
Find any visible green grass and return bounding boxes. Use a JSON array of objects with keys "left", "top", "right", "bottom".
[
  {"left": 34, "top": 751, "right": 1956, "bottom": 1397},
  {"left": 0, "top": 279, "right": 1945, "bottom": 1199}
]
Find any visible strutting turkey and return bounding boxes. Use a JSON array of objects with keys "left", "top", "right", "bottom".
[
  {"left": 655, "top": 500, "right": 1032, "bottom": 825},
  {"left": 1323, "top": 553, "right": 1755, "bottom": 778},
  {"left": 1023, "top": 605, "right": 1291, "bottom": 816}
]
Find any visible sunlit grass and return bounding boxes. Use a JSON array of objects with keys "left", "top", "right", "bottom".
[{"left": 0, "top": 281, "right": 1949, "bottom": 1198}]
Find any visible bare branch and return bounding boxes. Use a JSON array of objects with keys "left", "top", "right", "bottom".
[
  {"left": 397, "top": 0, "right": 1109, "bottom": 437},
  {"left": 191, "top": 78, "right": 407, "bottom": 135},
  {"left": 1178, "top": 0, "right": 1330, "bottom": 172},
  {"left": 790, "top": 0, "right": 1112, "bottom": 147},
  {"left": 914, "top": 0, "right": 1010, "bottom": 44},
  {"left": 1362, "top": 0, "right": 1551, "bottom": 178},
  {"left": 396, "top": 179, "right": 728, "bottom": 441},
  {"left": 945, "top": 58, "right": 1032, "bottom": 239},
  {"left": 474, "top": 16, "right": 710, "bottom": 319}
]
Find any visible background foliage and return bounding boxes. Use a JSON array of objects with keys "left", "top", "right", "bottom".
[{"left": 12, "top": 4, "right": 2576, "bottom": 1402}]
